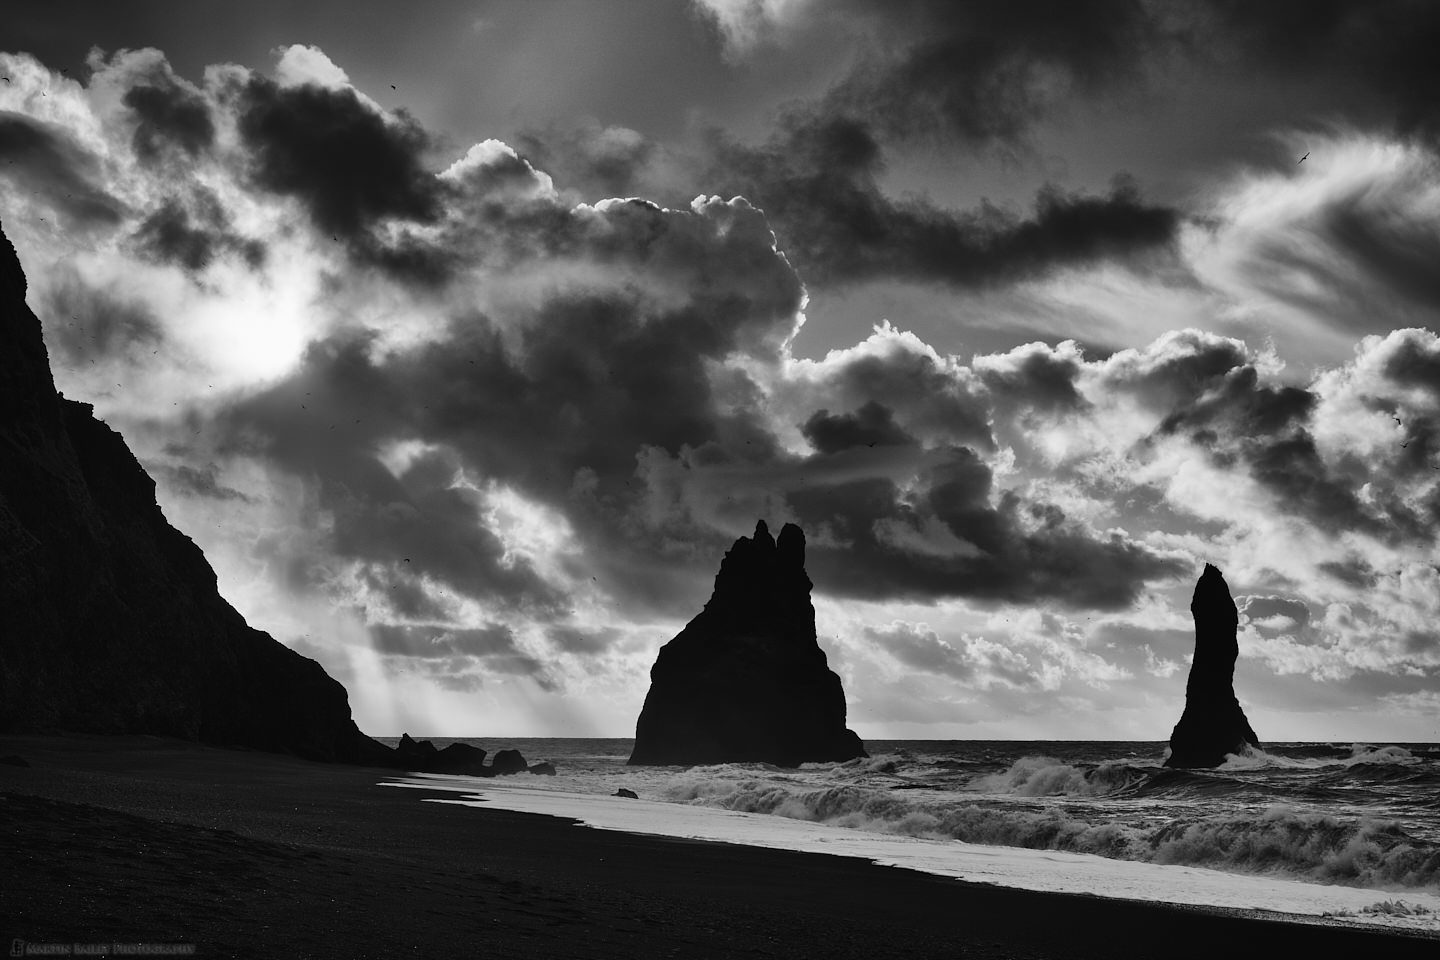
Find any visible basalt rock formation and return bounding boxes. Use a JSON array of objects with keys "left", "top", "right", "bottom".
[
  {"left": 1164, "top": 564, "right": 1260, "bottom": 768},
  {"left": 395, "top": 734, "right": 490, "bottom": 775},
  {"left": 0, "top": 218, "right": 389, "bottom": 764},
  {"left": 393, "top": 736, "right": 550, "bottom": 776},
  {"left": 628, "top": 520, "right": 866, "bottom": 767}
]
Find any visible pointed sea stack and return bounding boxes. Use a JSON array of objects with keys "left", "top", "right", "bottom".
[
  {"left": 0, "top": 218, "right": 388, "bottom": 764},
  {"left": 1164, "top": 564, "right": 1260, "bottom": 768},
  {"left": 628, "top": 520, "right": 866, "bottom": 767}
]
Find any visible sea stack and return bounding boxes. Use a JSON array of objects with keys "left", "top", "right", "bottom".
[
  {"left": 1164, "top": 564, "right": 1260, "bottom": 768},
  {"left": 0, "top": 218, "right": 388, "bottom": 764},
  {"left": 628, "top": 520, "right": 866, "bottom": 767}
]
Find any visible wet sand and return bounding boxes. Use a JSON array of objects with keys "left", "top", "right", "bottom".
[{"left": 2, "top": 734, "right": 1436, "bottom": 959}]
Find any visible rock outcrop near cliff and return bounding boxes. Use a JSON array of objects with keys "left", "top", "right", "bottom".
[
  {"left": 629, "top": 520, "right": 866, "bottom": 767},
  {"left": 1164, "top": 564, "right": 1260, "bottom": 768},
  {"left": 0, "top": 219, "right": 388, "bottom": 764}
]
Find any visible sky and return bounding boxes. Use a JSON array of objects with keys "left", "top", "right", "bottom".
[{"left": 2, "top": 0, "right": 1440, "bottom": 741}]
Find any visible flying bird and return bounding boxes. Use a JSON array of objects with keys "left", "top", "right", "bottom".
[
  {"left": 1298, "top": 152, "right": 1309, "bottom": 163},
  {"left": 1393, "top": 415, "right": 1402, "bottom": 425}
]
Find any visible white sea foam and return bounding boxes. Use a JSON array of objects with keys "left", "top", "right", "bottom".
[
  {"left": 965, "top": 756, "right": 1144, "bottom": 796},
  {"left": 1348, "top": 745, "right": 1419, "bottom": 765},
  {"left": 382, "top": 775, "right": 1440, "bottom": 934},
  {"left": 1217, "top": 743, "right": 1419, "bottom": 772}
]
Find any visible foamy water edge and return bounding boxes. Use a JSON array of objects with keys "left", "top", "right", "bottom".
[{"left": 382, "top": 774, "right": 1440, "bottom": 936}]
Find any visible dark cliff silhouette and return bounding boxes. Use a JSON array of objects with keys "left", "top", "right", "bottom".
[
  {"left": 1164, "top": 564, "right": 1260, "bottom": 768},
  {"left": 0, "top": 218, "right": 392, "bottom": 763},
  {"left": 629, "top": 520, "right": 866, "bottom": 767}
]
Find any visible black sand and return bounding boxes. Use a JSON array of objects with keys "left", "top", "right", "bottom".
[{"left": 2, "top": 735, "right": 1436, "bottom": 959}]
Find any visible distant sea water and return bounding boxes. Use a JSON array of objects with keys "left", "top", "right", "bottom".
[{"left": 378, "top": 738, "right": 1440, "bottom": 932}]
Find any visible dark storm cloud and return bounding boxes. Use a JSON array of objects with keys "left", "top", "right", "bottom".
[
  {"left": 801, "top": 401, "right": 915, "bottom": 454},
  {"left": 123, "top": 77, "right": 215, "bottom": 160},
  {"left": 1129, "top": 341, "right": 1440, "bottom": 545},
  {"left": 1205, "top": 0, "right": 1440, "bottom": 141},
  {"left": 212, "top": 293, "right": 1179, "bottom": 618},
  {"left": 515, "top": 123, "right": 657, "bottom": 199},
  {"left": 0, "top": 112, "right": 125, "bottom": 227},
  {"left": 821, "top": 0, "right": 1161, "bottom": 152},
  {"left": 1156, "top": 365, "right": 1315, "bottom": 439},
  {"left": 156, "top": 462, "right": 256, "bottom": 503},
  {"left": 1239, "top": 595, "right": 1312, "bottom": 629},
  {"left": 1320, "top": 191, "right": 1440, "bottom": 309},
  {"left": 547, "top": 625, "right": 620, "bottom": 655},
  {"left": 790, "top": 445, "right": 1184, "bottom": 609},
  {"left": 379, "top": 642, "right": 557, "bottom": 692},
  {"left": 800, "top": 334, "right": 995, "bottom": 451},
  {"left": 1318, "top": 557, "right": 1379, "bottom": 589},
  {"left": 209, "top": 191, "right": 810, "bottom": 621},
  {"left": 130, "top": 190, "right": 265, "bottom": 272},
  {"left": 1148, "top": 362, "right": 1380, "bottom": 538},
  {"left": 359, "top": 568, "right": 451, "bottom": 620},
  {"left": 234, "top": 75, "right": 449, "bottom": 282},
  {"left": 1381, "top": 332, "right": 1440, "bottom": 392},
  {"left": 1102, "top": 330, "right": 1251, "bottom": 408},
  {"left": 39, "top": 268, "right": 163, "bottom": 361},
  {"left": 783, "top": 1, "right": 1440, "bottom": 151},
  {"left": 368, "top": 622, "right": 520, "bottom": 659},
  {"left": 864, "top": 620, "right": 1034, "bottom": 687},
  {"left": 976, "top": 342, "right": 1088, "bottom": 413},
  {"left": 217, "top": 336, "right": 566, "bottom": 615},
  {"left": 710, "top": 116, "right": 1178, "bottom": 289}
]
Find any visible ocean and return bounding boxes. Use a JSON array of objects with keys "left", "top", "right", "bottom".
[{"left": 377, "top": 738, "right": 1440, "bottom": 933}]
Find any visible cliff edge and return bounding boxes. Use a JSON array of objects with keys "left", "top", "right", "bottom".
[{"left": 0, "top": 219, "right": 388, "bottom": 764}]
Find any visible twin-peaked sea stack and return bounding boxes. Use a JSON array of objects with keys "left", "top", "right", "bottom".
[
  {"left": 628, "top": 521, "right": 866, "bottom": 767},
  {"left": 1164, "top": 564, "right": 1261, "bottom": 768}
]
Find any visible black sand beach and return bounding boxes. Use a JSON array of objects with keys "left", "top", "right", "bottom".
[{"left": 2, "top": 735, "right": 1437, "bottom": 959}]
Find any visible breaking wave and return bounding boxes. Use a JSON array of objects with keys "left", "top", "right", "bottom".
[
  {"left": 653, "top": 749, "right": 1440, "bottom": 891},
  {"left": 965, "top": 756, "right": 1148, "bottom": 797},
  {"left": 660, "top": 774, "right": 1440, "bottom": 889}
]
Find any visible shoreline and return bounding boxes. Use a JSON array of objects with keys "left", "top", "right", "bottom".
[{"left": 3, "top": 734, "right": 1437, "bottom": 959}]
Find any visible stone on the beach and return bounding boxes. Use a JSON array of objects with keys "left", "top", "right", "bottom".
[
  {"left": 0, "top": 755, "right": 28, "bottom": 767},
  {"left": 397, "top": 734, "right": 439, "bottom": 761},
  {"left": 628, "top": 520, "right": 866, "bottom": 767},
  {"left": 0, "top": 218, "right": 389, "bottom": 765},
  {"left": 392, "top": 736, "right": 492, "bottom": 774},
  {"left": 1164, "top": 564, "right": 1260, "bottom": 769},
  {"left": 527, "top": 762, "right": 556, "bottom": 776},
  {"left": 614, "top": 788, "right": 639, "bottom": 799},
  {"left": 489, "top": 749, "right": 528, "bottom": 775},
  {"left": 430, "top": 742, "right": 488, "bottom": 775}
]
